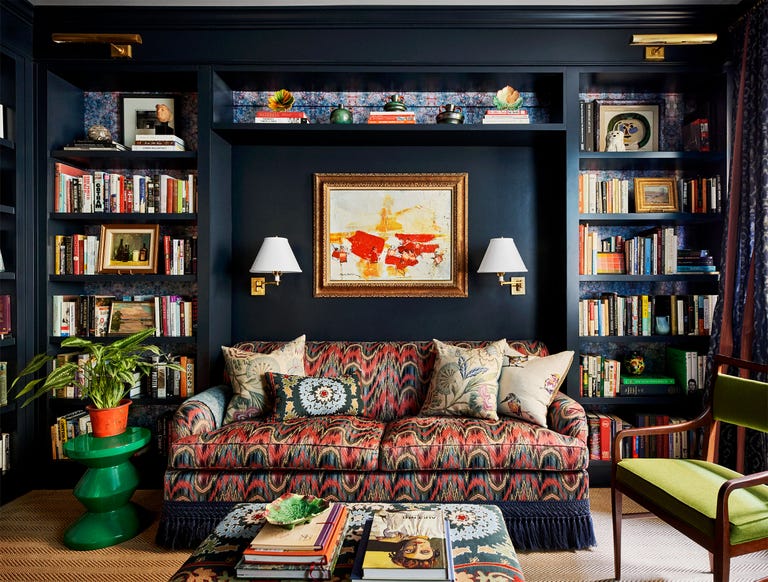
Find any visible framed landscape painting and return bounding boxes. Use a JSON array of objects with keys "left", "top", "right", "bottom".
[{"left": 313, "top": 173, "right": 468, "bottom": 297}]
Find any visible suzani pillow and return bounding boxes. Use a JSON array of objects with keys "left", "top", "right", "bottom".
[
  {"left": 419, "top": 339, "right": 507, "bottom": 420},
  {"left": 222, "top": 335, "right": 306, "bottom": 424},
  {"left": 266, "top": 373, "right": 365, "bottom": 420},
  {"left": 497, "top": 350, "right": 574, "bottom": 426}
]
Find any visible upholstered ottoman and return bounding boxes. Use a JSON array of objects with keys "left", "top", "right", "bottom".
[{"left": 168, "top": 501, "right": 526, "bottom": 581}]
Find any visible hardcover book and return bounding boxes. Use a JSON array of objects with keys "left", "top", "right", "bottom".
[{"left": 361, "top": 509, "right": 452, "bottom": 580}]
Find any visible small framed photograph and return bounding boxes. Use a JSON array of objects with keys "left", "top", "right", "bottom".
[
  {"left": 634, "top": 177, "right": 679, "bottom": 212},
  {"left": 597, "top": 103, "right": 660, "bottom": 152},
  {"left": 98, "top": 224, "right": 160, "bottom": 273},
  {"left": 120, "top": 94, "right": 178, "bottom": 147},
  {"left": 108, "top": 300, "right": 155, "bottom": 336}
]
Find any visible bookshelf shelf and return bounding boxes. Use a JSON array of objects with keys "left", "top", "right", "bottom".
[
  {"left": 213, "top": 122, "right": 565, "bottom": 147},
  {"left": 579, "top": 213, "right": 722, "bottom": 224},
  {"left": 579, "top": 335, "right": 710, "bottom": 344},
  {"left": 579, "top": 273, "right": 719, "bottom": 282},
  {"left": 49, "top": 212, "right": 197, "bottom": 223},
  {"left": 49, "top": 274, "right": 196, "bottom": 283},
  {"left": 52, "top": 150, "right": 197, "bottom": 170}
]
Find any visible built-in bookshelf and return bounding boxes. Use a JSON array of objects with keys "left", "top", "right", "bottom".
[
  {"left": 567, "top": 69, "right": 727, "bottom": 482},
  {"left": 0, "top": 37, "right": 33, "bottom": 503},
  {"left": 38, "top": 65, "right": 205, "bottom": 486}
]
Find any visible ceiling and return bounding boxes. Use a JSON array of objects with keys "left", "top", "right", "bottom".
[{"left": 28, "top": 0, "right": 743, "bottom": 6}]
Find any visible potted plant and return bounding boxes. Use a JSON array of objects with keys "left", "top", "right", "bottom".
[{"left": 12, "top": 327, "right": 179, "bottom": 437}]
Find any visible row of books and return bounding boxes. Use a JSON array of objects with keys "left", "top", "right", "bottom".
[
  {"left": 52, "top": 233, "right": 197, "bottom": 276},
  {"left": 54, "top": 162, "right": 196, "bottom": 214},
  {"left": 587, "top": 412, "right": 703, "bottom": 461},
  {"left": 578, "top": 293, "right": 717, "bottom": 337},
  {"left": 0, "top": 294, "right": 11, "bottom": 336},
  {"left": 580, "top": 347, "right": 706, "bottom": 399},
  {"left": 50, "top": 352, "right": 195, "bottom": 401},
  {"left": 52, "top": 294, "right": 196, "bottom": 338},
  {"left": 577, "top": 173, "right": 722, "bottom": 214},
  {"left": 0, "top": 432, "right": 10, "bottom": 474},
  {"left": 50, "top": 409, "right": 92, "bottom": 460}
]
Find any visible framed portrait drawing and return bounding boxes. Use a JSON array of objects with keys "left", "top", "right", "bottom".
[
  {"left": 120, "top": 94, "right": 178, "bottom": 147},
  {"left": 313, "top": 173, "right": 468, "bottom": 297},
  {"left": 634, "top": 177, "right": 679, "bottom": 212},
  {"left": 98, "top": 224, "right": 160, "bottom": 273},
  {"left": 108, "top": 300, "right": 156, "bottom": 336},
  {"left": 597, "top": 103, "right": 660, "bottom": 152}
]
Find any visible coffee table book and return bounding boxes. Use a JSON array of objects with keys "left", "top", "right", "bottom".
[
  {"left": 358, "top": 509, "right": 454, "bottom": 581},
  {"left": 242, "top": 503, "right": 349, "bottom": 564}
]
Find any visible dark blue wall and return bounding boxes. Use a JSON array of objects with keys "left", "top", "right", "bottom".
[{"left": 230, "top": 142, "right": 565, "bottom": 347}]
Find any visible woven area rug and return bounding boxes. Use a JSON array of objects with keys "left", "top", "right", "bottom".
[{"left": 1, "top": 488, "right": 767, "bottom": 581}]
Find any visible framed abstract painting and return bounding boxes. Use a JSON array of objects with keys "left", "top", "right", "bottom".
[{"left": 313, "top": 173, "right": 468, "bottom": 297}]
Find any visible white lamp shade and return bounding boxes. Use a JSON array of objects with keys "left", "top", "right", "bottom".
[
  {"left": 477, "top": 237, "right": 528, "bottom": 273},
  {"left": 249, "top": 237, "right": 302, "bottom": 273}
]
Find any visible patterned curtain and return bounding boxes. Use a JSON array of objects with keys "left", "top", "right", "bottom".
[{"left": 709, "top": 0, "right": 768, "bottom": 473}]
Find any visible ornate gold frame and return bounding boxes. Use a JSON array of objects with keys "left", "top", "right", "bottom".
[
  {"left": 313, "top": 173, "right": 468, "bottom": 297},
  {"left": 634, "top": 177, "right": 679, "bottom": 212}
]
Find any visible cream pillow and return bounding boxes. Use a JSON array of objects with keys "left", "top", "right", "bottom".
[
  {"left": 420, "top": 339, "right": 507, "bottom": 420},
  {"left": 497, "top": 350, "right": 574, "bottom": 426},
  {"left": 222, "top": 335, "right": 306, "bottom": 423}
]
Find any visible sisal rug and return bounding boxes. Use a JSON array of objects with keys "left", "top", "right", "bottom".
[{"left": 0, "top": 489, "right": 766, "bottom": 582}]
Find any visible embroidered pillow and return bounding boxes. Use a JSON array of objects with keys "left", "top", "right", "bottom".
[
  {"left": 419, "top": 339, "right": 507, "bottom": 420},
  {"left": 222, "top": 335, "right": 306, "bottom": 423},
  {"left": 266, "top": 373, "right": 365, "bottom": 420},
  {"left": 497, "top": 350, "right": 574, "bottom": 426}
]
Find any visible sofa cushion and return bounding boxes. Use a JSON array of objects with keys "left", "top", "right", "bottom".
[
  {"left": 498, "top": 350, "right": 575, "bottom": 426},
  {"left": 267, "top": 373, "right": 366, "bottom": 420},
  {"left": 419, "top": 339, "right": 506, "bottom": 420},
  {"left": 222, "top": 335, "right": 305, "bottom": 424},
  {"left": 379, "top": 415, "right": 588, "bottom": 472},
  {"left": 169, "top": 415, "right": 384, "bottom": 472}
]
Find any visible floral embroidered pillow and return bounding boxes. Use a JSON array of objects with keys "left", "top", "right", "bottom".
[
  {"left": 419, "top": 339, "right": 507, "bottom": 420},
  {"left": 497, "top": 350, "right": 574, "bottom": 426},
  {"left": 266, "top": 373, "right": 365, "bottom": 420},
  {"left": 222, "top": 335, "right": 306, "bottom": 424}
]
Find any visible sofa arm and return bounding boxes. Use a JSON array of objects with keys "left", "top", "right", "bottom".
[
  {"left": 169, "top": 384, "right": 233, "bottom": 442},
  {"left": 548, "top": 392, "right": 588, "bottom": 444}
]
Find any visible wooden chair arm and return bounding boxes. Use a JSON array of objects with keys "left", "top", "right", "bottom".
[
  {"left": 713, "top": 354, "right": 768, "bottom": 374},
  {"left": 612, "top": 409, "right": 712, "bottom": 463},
  {"left": 717, "top": 470, "right": 768, "bottom": 532}
]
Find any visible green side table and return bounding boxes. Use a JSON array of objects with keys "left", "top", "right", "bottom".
[{"left": 62, "top": 426, "right": 151, "bottom": 550}]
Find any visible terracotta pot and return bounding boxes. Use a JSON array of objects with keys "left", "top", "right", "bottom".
[{"left": 86, "top": 399, "right": 131, "bottom": 438}]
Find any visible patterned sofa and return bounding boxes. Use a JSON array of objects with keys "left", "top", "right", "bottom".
[{"left": 157, "top": 339, "right": 596, "bottom": 551}]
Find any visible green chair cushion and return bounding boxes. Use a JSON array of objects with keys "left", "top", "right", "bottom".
[{"left": 617, "top": 458, "right": 768, "bottom": 545}]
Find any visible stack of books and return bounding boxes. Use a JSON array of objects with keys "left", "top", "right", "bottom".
[
  {"left": 235, "top": 502, "right": 350, "bottom": 579},
  {"left": 618, "top": 373, "right": 679, "bottom": 396},
  {"left": 254, "top": 111, "right": 309, "bottom": 124},
  {"left": 481, "top": 109, "right": 530, "bottom": 124},
  {"left": 352, "top": 508, "right": 455, "bottom": 581},
  {"left": 63, "top": 139, "right": 128, "bottom": 151},
  {"left": 676, "top": 249, "right": 716, "bottom": 273},
  {"left": 367, "top": 111, "right": 416, "bottom": 124},
  {"left": 131, "top": 134, "right": 185, "bottom": 151}
]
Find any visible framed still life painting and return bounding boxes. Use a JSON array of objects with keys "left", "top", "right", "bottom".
[{"left": 313, "top": 173, "right": 468, "bottom": 297}]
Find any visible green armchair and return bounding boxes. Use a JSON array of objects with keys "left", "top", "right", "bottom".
[{"left": 611, "top": 354, "right": 768, "bottom": 582}]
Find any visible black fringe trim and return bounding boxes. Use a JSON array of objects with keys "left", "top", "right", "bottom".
[{"left": 156, "top": 499, "right": 596, "bottom": 551}]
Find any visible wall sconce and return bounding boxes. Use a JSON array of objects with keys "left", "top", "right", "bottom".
[
  {"left": 477, "top": 237, "right": 528, "bottom": 295},
  {"left": 249, "top": 236, "right": 302, "bottom": 296},
  {"left": 52, "top": 33, "right": 143, "bottom": 58},
  {"left": 630, "top": 33, "right": 717, "bottom": 61}
]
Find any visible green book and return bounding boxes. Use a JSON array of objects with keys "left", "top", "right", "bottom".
[{"left": 620, "top": 373, "right": 675, "bottom": 385}]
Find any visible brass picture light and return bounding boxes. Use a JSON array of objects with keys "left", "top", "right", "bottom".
[
  {"left": 630, "top": 33, "right": 717, "bottom": 61},
  {"left": 52, "top": 33, "right": 143, "bottom": 58}
]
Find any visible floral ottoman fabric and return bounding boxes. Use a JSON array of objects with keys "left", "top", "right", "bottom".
[{"left": 169, "top": 501, "right": 525, "bottom": 581}]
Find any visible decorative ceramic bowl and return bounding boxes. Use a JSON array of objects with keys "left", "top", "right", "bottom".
[{"left": 264, "top": 493, "right": 330, "bottom": 529}]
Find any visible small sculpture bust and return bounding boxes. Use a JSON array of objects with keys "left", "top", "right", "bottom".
[{"left": 155, "top": 103, "right": 174, "bottom": 135}]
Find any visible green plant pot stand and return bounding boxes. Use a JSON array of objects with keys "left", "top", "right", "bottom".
[{"left": 62, "top": 426, "right": 151, "bottom": 550}]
